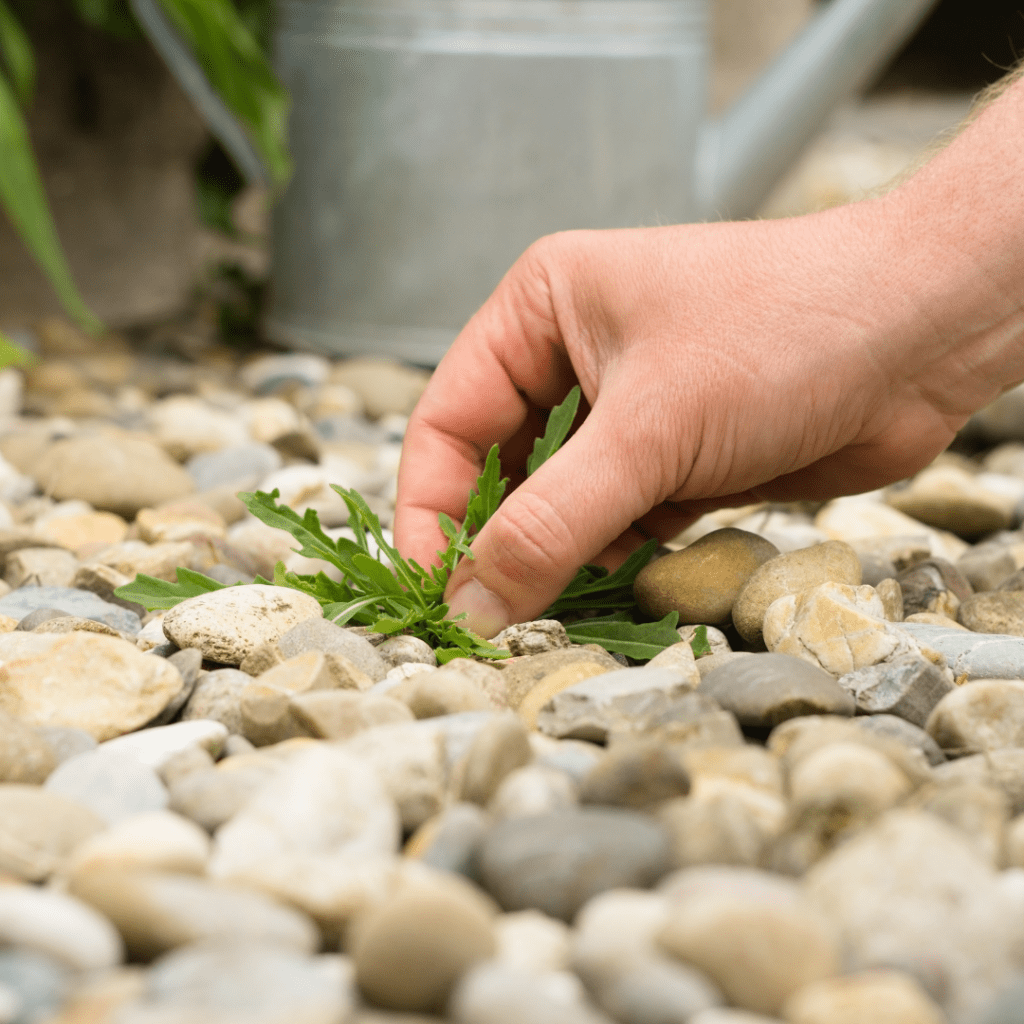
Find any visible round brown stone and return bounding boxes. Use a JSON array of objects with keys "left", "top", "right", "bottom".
[
  {"left": 959, "top": 592, "right": 1024, "bottom": 636},
  {"left": 633, "top": 529, "right": 780, "bottom": 626}
]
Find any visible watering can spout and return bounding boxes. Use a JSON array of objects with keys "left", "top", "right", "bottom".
[{"left": 695, "top": 0, "right": 938, "bottom": 221}]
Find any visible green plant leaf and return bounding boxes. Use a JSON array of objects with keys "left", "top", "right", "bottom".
[
  {"left": 72, "top": 0, "right": 140, "bottom": 37},
  {"left": 0, "top": 0, "right": 34, "bottom": 105},
  {"left": 464, "top": 444, "right": 507, "bottom": 535},
  {"left": 689, "top": 624, "right": 712, "bottom": 658},
  {"left": 542, "top": 539, "right": 657, "bottom": 618},
  {"left": 0, "top": 329, "right": 33, "bottom": 369},
  {"left": 0, "top": 71, "right": 101, "bottom": 332},
  {"left": 155, "top": 0, "right": 290, "bottom": 188},
  {"left": 113, "top": 568, "right": 228, "bottom": 611},
  {"left": 563, "top": 611, "right": 681, "bottom": 661},
  {"left": 526, "top": 385, "right": 581, "bottom": 476}
]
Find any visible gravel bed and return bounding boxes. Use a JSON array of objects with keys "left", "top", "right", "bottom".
[{"left": 6, "top": 319, "right": 1024, "bottom": 1024}]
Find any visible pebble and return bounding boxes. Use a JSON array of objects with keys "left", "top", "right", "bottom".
[
  {"left": 898, "top": 558, "right": 972, "bottom": 617},
  {"left": 492, "top": 619, "right": 572, "bottom": 656},
  {"left": 837, "top": 655, "right": 954, "bottom": 726},
  {"left": 137, "top": 940, "right": 354, "bottom": 1024},
  {"left": 0, "top": 585, "right": 140, "bottom": 631},
  {"left": 0, "top": 710, "right": 56, "bottom": 784},
  {"left": 394, "top": 668, "right": 500, "bottom": 718},
  {"left": 925, "top": 678, "right": 1024, "bottom": 754},
  {"left": 329, "top": 356, "right": 430, "bottom": 419},
  {"left": 518, "top": 661, "right": 620, "bottom": 729},
  {"left": 898, "top": 621, "right": 1024, "bottom": 680},
  {"left": 494, "top": 909, "right": 571, "bottom": 974},
  {"left": 34, "top": 724, "right": 96, "bottom": 764},
  {"left": 186, "top": 441, "right": 282, "bottom": 492},
  {"left": 699, "top": 654, "right": 854, "bottom": 729},
  {"left": 44, "top": 751, "right": 168, "bottom": 824},
  {"left": 579, "top": 740, "right": 691, "bottom": 810},
  {"left": 783, "top": 971, "right": 946, "bottom": 1024},
  {"left": 32, "top": 432, "right": 196, "bottom": 516},
  {"left": 67, "top": 810, "right": 210, "bottom": 877},
  {"left": 536, "top": 666, "right": 711, "bottom": 743},
  {"left": 805, "top": 810, "right": 1022, "bottom": 1023},
  {"left": 633, "top": 528, "right": 779, "bottom": 625},
  {"left": 885, "top": 464, "right": 1014, "bottom": 538},
  {"left": 960, "top": 591, "right": 1024, "bottom": 635},
  {"left": 787, "top": 742, "right": 913, "bottom": 818},
  {"left": 278, "top": 617, "right": 388, "bottom": 681},
  {"left": 209, "top": 742, "right": 396, "bottom": 875},
  {"left": 501, "top": 647, "right": 622, "bottom": 709},
  {"left": 457, "top": 712, "right": 533, "bottom": 806},
  {"left": 68, "top": 868, "right": 319, "bottom": 960},
  {"left": 854, "top": 714, "right": 946, "bottom": 765},
  {"left": 488, "top": 764, "right": 579, "bottom": 821},
  {"left": 98, "top": 719, "right": 228, "bottom": 768},
  {"left": 731, "top": 540, "right": 862, "bottom": 645},
  {"left": 478, "top": 808, "right": 673, "bottom": 921},
  {"left": 657, "top": 867, "right": 840, "bottom": 1016},
  {"left": 0, "top": 950, "right": 68, "bottom": 1024},
  {"left": 412, "top": 802, "right": 490, "bottom": 876},
  {"left": 290, "top": 689, "right": 414, "bottom": 739},
  {"left": 763, "top": 582, "right": 920, "bottom": 676},
  {"left": 0, "top": 884, "right": 123, "bottom": 972},
  {"left": 0, "top": 784, "right": 103, "bottom": 881},
  {"left": 162, "top": 585, "right": 323, "bottom": 664},
  {"left": 376, "top": 634, "right": 437, "bottom": 669},
  {"left": 352, "top": 873, "right": 496, "bottom": 1012},
  {"left": 4, "top": 547, "right": 78, "bottom": 589}
]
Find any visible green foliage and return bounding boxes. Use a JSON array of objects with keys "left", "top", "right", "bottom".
[
  {"left": 527, "top": 385, "right": 580, "bottom": 475},
  {"left": 689, "top": 624, "right": 712, "bottom": 658},
  {"left": 70, "top": 0, "right": 139, "bottom": 37},
  {"left": 116, "top": 388, "right": 708, "bottom": 664},
  {"left": 114, "top": 567, "right": 232, "bottom": 610},
  {"left": 0, "top": 328, "right": 34, "bottom": 369},
  {"left": 156, "top": 0, "right": 290, "bottom": 189},
  {"left": 0, "top": 0, "right": 101, "bottom": 333}
]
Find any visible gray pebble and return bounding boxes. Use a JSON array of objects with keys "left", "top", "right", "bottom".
[
  {"left": 148, "top": 648, "right": 204, "bottom": 726},
  {"left": 181, "top": 669, "right": 251, "bottom": 735},
  {"left": 34, "top": 726, "right": 97, "bottom": 765},
  {"left": 699, "top": 653, "right": 855, "bottom": 730},
  {"left": 419, "top": 802, "right": 490, "bottom": 879},
  {"left": 0, "top": 587, "right": 141, "bottom": 633},
  {"left": 185, "top": 442, "right": 282, "bottom": 492},
  {"left": 838, "top": 655, "right": 954, "bottom": 727},
  {"left": 899, "top": 622, "right": 1024, "bottom": 681},
  {"left": 853, "top": 714, "right": 946, "bottom": 765},
  {"left": 44, "top": 751, "right": 168, "bottom": 825},
  {"left": 15, "top": 608, "right": 68, "bottom": 631},
  {"left": 0, "top": 950, "right": 68, "bottom": 1024},
  {"left": 479, "top": 808, "right": 672, "bottom": 921},
  {"left": 278, "top": 617, "right": 387, "bottom": 681}
]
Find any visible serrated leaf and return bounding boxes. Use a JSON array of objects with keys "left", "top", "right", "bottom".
[
  {"left": 689, "top": 624, "right": 712, "bottom": 658},
  {"left": 563, "top": 611, "right": 680, "bottom": 661},
  {"left": 371, "top": 617, "right": 407, "bottom": 635},
  {"left": 113, "top": 568, "right": 227, "bottom": 611},
  {"left": 464, "top": 444, "right": 507, "bottom": 534},
  {"left": 542, "top": 539, "right": 657, "bottom": 618},
  {"left": 240, "top": 490, "right": 352, "bottom": 574},
  {"left": 526, "top": 385, "right": 581, "bottom": 476},
  {"left": 351, "top": 553, "right": 405, "bottom": 597}
]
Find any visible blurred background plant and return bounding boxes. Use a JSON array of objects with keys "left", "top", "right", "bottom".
[{"left": 0, "top": 0, "right": 289, "bottom": 356}]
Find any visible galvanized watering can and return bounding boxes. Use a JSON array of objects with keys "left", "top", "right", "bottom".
[{"left": 190, "top": 0, "right": 940, "bottom": 364}]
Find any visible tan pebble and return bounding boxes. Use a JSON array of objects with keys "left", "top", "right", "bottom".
[{"left": 518, "top": 662, "right": 613, "bottom": 729}]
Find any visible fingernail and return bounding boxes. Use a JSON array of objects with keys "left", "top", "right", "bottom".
[{"left": 446, "top": 578, "right": 511, "bottom": 639}]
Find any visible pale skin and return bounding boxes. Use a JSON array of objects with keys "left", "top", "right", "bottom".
[{"left": 394, "top": 70, "right": 1024, "bottom": 639}]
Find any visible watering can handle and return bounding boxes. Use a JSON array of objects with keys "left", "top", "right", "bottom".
[
  {"left": 696, "top": 0, "right": 940, "bottom": 221},
  {"left": 128, "top": 0, "right": 269, "bottom": 187}
]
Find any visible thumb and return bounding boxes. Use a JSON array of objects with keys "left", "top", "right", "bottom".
[{"left": 443, "top": 406, "right": 659, "bottom": 637}]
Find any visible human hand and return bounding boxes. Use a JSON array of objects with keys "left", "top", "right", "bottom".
[{"left": 394, "top": 153, "right": 1024, "bottom": 637}]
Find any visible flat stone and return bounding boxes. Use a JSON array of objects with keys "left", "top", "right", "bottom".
[
  {"left": 634, "top": 528, "right": 779, "bottom": 625},
  {"left": 838, "top": 655, "right": 954, "bottom": 726},
  {"left": 394, "top": 669, "right": 500, "bottom": 719},
  {"left": 0, "top": 884, "right": 123, "bottom": 972},
  {"left": 958, "top": 542, "right": 1024, "bottom": 592},
  {"left": 645, "top": 640, "right": 703, "bottom": 685},
  {"left": 277, "top": 616, "right": 387, "bottom": 681},
  {"left": 162, "top": 585, "right": 323, "bottom": 665},
  {"left": 517, "top": 662, "right": 617, "bottom": 729},
  {"left": 146, "top": 647, "right": 203, "bottom": 725},
  {"left": 926, "top": 679, "right": 1024, "bottom": 754},
  {"left": 478, "top": 808, "right": 672, "bottom": 921},
  {"left": 209, "top": 744, "right": 400, "bottom": 881},
  {"left": 68, "top": 868, "right": 318, "bottom": 961},
  {"left": 806, "top": 811, "right": 1022, "bottom": 1024},
  {"left": 699, "top": 654, "right": 854, "bottom": 729},
  {"left": 0, "top": 710, "right": 56, "bottom": 783},
  {"left": 147, "top": 394, "right": 250, "bottom": 461},
  {"left": 0, "top": 586, "right": 140, "bottom": 632},
  {"left": 960, "top": 592, "right": 1024, "bottom": 636},
  {"left": 897, "top": 622, "right": 1024, "bottom": 680},
  {"left": 585, "top": 955, "right": 723, "bottom": 1024},
  {"left": 45, "top": 751, "right": 168, "bottom": 824},
  {"left": 99, "top": 719, "right": 228, "bottom": 769},
  {"left": 732, "top": 541, "right": 862, "bottom": 645},
  {"left": 68, "top": 809, "right": 210, "bottom": 877},
  {"left": 329, "top": 356, "right": 430, "bottom": 419},
  {"left": 0, "top": 632, "right": 183, "bottom": 741},
  {"left": 875, "top": 577, "right": 905, "bottom": 621},
  {"left": 536, "top": 667, "right": 707, "bottom": 743},
  {"left": 500, "top": 648, "right": 623, "bottom": 710},
  {"left": 657, "top": 867, "right": 840, "bottom": 1016},
  {"left": 181, "top": 668, "right": 250, "bottom": 734},
  {"left": 168, "top": 759, "right": 281, "bottom": 833},
  {"left": 783, "top": 971, "right": 946, "bottom": 1024},
  {"left": 353, "top": 873, "right": 496, "bottom": 1013}
]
